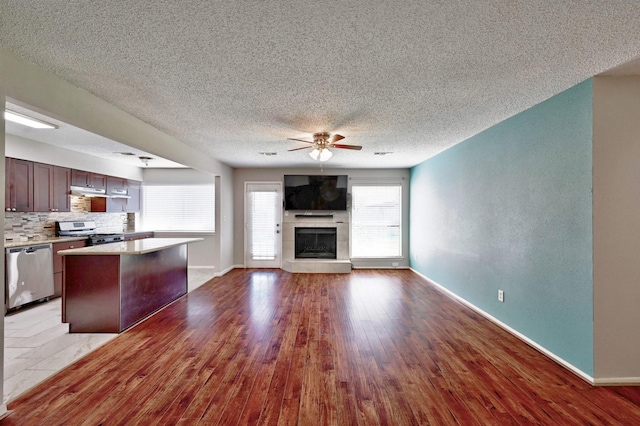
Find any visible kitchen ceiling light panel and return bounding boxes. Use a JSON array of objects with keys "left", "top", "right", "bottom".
[{"left": 4, "top": 110, "right": 58, "bottom": 129}]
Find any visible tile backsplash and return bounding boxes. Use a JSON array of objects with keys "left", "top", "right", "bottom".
[{"left": 4, "top": 196, "right": 137, "bottom": 242}]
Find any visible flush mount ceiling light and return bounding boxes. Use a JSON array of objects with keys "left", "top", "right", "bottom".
[
  {"left": 4, "top": 110, "right": 58, "bottom": 129},
  {"left": 138, "top": 156, "right": 154, "bottom": 166}
]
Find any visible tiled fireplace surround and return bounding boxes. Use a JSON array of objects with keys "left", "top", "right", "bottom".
[{"left": 281, "top": 211, "right": 351, "bottom": 273}]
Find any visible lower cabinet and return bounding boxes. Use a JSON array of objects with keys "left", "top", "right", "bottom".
[{"left": 53, "top": 240, "right": 87, "bottom": 298}]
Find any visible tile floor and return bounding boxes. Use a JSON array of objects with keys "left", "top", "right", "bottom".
[{"left": 3, "top": 268, "right": 216, "bottom": 404}]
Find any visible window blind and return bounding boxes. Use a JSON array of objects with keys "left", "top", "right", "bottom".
[
  {"left": 351, "top": 184, "right": 402, "bottom": 257},
  {"left": 248, "top": 190, "right": 277, "bottom": 260},
  {"left": 141, "top": 184, "right": 215, "bottom": 231}
]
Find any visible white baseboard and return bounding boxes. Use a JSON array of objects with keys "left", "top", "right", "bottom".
[
  {"left": 215, "top": 264, "right": 241, "bottom": 277},
  {"left": 410, "top": 268, "right": 596, "bottom": 385},
  {"left": 593, "top": 377, "right": 640, "bottom": 386}
]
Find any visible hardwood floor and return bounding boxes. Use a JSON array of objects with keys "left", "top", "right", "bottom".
[{"left": 3, "top": 269, "right": 640, "bottom": 425}]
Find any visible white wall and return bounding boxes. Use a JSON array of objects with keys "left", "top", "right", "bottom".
[
  {"left": 593, "top": 75, "right": 640, "bottom": 382},
  {"left": 6, "top": 134, "right": 144, "bottom": 181},
  {"left": 233, "top": 167, "right": 410, "bottom": 268}
]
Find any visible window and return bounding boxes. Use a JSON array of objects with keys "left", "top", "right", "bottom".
[
  {"left": 141, "top": 184, "right": 215, "bottom": 231},
  {"left": 351, "top": 184, "right": 402, "bottom": 257}
]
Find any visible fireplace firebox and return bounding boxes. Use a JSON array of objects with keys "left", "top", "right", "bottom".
[{"left": 295, "top": 227, "right": 337, "bottom": 259}]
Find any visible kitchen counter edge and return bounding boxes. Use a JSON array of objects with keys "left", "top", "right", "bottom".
[
  {"left": 57, "top": 237, "right": 203, "bottom": 256},
  {"left": 4, "top": 236, "right": 88, "bottom": 248}
]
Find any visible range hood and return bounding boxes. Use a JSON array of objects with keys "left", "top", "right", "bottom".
[{"left": 69, "top": 185, "right": 108, "bottom": 197}]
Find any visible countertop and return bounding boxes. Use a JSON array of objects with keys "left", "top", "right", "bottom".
[
  {"left": 4, "top": 231, "right": 156, "bottom": 249},
  {"left": 57, "top": 237, "right": 203, "bottom": 256},
  {"left": 4, "top": 236, "right": 88, "bottom": 248}
]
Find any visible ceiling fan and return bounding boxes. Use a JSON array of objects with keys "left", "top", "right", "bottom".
[{"left": 288, "top": 132, "right": 362, "bottom": 162}]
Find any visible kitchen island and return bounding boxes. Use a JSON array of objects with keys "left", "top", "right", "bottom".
[{"left": 59, "top": 238, "right": 202, "bottom": 333}]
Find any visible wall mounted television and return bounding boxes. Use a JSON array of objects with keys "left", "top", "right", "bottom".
[{"left": 284, "top": 175, "right": 348, "bottom": 211}]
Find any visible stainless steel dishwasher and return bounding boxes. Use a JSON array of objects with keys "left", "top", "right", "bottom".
[{"left": 5, "top": 243, "right": 54, "bottom": 310}]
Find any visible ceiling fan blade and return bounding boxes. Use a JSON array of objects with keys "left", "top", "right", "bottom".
[
  {"left": 332, "top": 144, "right": 362, "bottom": 150},
  {"left": 287, "top": 138, "right": 314, "bottom": 144},
  {"left": 329, "top": 134, "right": 345, "bottom": 143},
  {"left": 288, "top": 146, "right": 314, "bottom": 152}
]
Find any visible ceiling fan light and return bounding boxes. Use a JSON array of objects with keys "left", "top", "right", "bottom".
[
  {"left": 318, "top": 148, "right": 333, "bottom": 162},
  {"left": 309, "top": 148, "right": 332, "bottom": 162}
]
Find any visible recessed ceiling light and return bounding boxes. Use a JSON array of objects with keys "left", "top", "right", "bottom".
[{"left": 4, "top": 110, "right": 58, "bottom": 129}]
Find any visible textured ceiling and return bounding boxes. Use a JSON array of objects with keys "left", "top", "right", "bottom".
[{"left": 2, "top": 1, "right": 640, "bottom": 169}]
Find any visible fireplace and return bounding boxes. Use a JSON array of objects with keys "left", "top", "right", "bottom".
[{"left": 295, "top": 227, "right": 337, "bottom": 259}]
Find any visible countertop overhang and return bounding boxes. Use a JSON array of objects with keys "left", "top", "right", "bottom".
[{"left": 58, "top": 238, "right": 203, "bottom": 256}]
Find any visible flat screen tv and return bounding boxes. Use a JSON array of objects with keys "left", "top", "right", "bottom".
[{"left": 284, "top": 175, "right": 348, "bottom": 211}]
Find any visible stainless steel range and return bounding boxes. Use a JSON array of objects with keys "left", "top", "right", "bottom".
[{"left": 56, "top": 221, "right": 125, "bottom": 246}]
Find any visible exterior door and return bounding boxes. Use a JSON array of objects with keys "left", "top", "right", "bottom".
[{"left": 245, "top": 182, "right": 282, "bottom": 268}]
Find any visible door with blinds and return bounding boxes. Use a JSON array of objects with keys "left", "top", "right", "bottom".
[{"left": 245, "top": 182, "right": 282, "bottom": 268}]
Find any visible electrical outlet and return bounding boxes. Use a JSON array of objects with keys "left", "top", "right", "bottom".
[
  {"left": 498, "top": 290, "right": 504, "bottom": 303},
  {"left": 392, "top": 262, "right": 399, "bottom": 267}
]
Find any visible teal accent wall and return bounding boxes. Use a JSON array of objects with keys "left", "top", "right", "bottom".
[{"left": 409, "top": 80, "right": 594, "bottom": 375}]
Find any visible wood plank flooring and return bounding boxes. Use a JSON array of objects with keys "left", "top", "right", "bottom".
[{"left": 4, "top": 269, "right": 640, "bottom": 425}]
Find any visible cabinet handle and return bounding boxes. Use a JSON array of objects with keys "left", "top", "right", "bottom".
[{"left": 11, "top": 208, "right": 16, "bottom": 212}]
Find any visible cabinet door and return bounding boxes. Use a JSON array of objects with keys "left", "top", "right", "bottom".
[
  {"left": 71, "top": 170, "right": 106, "bottom": 190},
  {"left": 5, "top": 158, "right": 11, "bottom": 210},
  {"left": 33, "top": 162, "right": 54, "bottom": 212},
  {"left": 34, "top": 163, "right": 71, "bottom": 212},
  {"left": 106, "top": 176, "right": 127, "bottom": 193},
  {"left": 90, "top": 173, "right": 107, "bottom": 191},
  {"left": 53, "top": 166, "right": 71, "bottom": 212},
  {"left": 6, "top": 158, "right": 34, "bottom": 212},
  {"left": 127, "top": 180, "right": 141, "bottom": 212},
  {"left": 53, "top": 240, "right": 87, "bottom": 299},
  {"left": 71, "top": 169, "right": 90, "bottom": 187}
]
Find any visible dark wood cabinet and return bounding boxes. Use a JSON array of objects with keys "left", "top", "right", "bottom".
[
  {"left": 126, "top": 180, "right": 141, "bottom": 212},
  {"left": 33, "top": 163, "right": 71, "bottom": 212},
  {"left": 53, "top": 166, "right": 72, "bottom": 212},
  {"left": 5, "top": 158, "right": 34, "bottom": 212},
  {"left": 91, "top": 177, "right": 141, "bottom": 213},
  {"left": 71, "top": 169, "right": 106, "bottom": 190},
  {"left": 64, "top": 243, "right": 188, "bottom": 332},
  {"left": 53, "top": 239, "right": 87, "bottom": 298}
]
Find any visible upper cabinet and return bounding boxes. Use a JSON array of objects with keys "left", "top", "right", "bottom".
[
  {"left": 5, "top": 158, "right": 34, "bottom": 212},
  {"left": 127, "top": 180, "right": 141, "bottom": 212},
  {"left": 71, "top": 169, "right": 106, "bottom": 191},
  {"left": 5, "top": 158, "right": 141, "bottom": 214},
  {"left": 91, "top": 177, "right": 141, "bottom": 213},
  {"left": 33, "top": 162, "right": 71, "bottom": 212}
]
